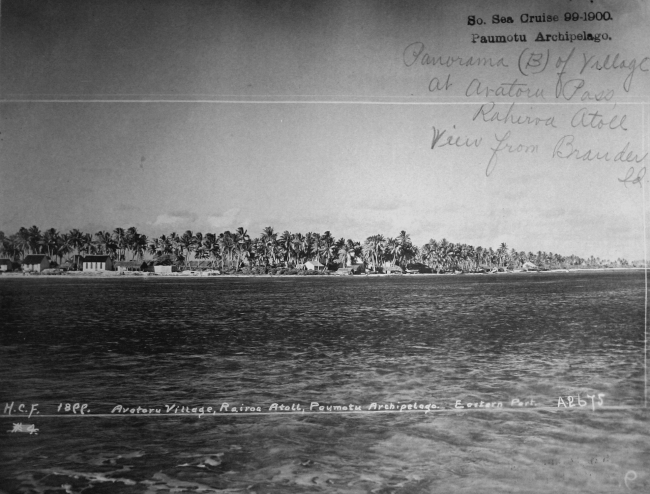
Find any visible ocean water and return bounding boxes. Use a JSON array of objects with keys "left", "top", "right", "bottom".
[{"left": 0, "top": 272, "right": 648, "bottom": 493}]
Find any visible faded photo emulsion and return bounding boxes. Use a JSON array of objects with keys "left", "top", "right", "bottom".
[{"left": 1, "top": 1, "right": 649, "bottom": 492}]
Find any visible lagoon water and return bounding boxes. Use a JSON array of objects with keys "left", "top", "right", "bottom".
[{"left": 0, "top": 272, "right": 648, "bottom": 493}]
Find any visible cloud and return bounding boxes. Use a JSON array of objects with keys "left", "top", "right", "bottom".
[
  {"left": 153, "top": 211, "right": 198, "bottom": 225},
  {"left": 207, "top": 208, "right": 240, "bottom": 228}
]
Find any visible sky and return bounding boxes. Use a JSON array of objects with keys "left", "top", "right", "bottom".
[{"left": 1, "top": 0, "right": 649, "bottom": 260}]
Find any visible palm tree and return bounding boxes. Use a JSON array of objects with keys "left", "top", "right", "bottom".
[
  {"left": 94, "top": 231, "right": 114, "bottom": 256},
  {"left": 25, "top": 225, "right": 43, "bottom": 255},
  {"left": 111, "top": 228, "right": 126, "bottom": 260},
  {"left": 279, "top": 231, "right": 293, "bottom": 266},
  {"left": 189, "top": 232, "right": 204, "bottom": 260},
  {"left": 56, "top": 234, "right": 71, "bottom": 265},
  {"left": 230, "top": 228, "right": 250, "bottom": 269},
  {"left": 13, "top": 228, "right": 30, "bottom": 259},
  {"left": 201, "top": 233, "right": 219, "bottom": 267},
  {"left": 291, "top": 232, "right": 306, "bottom": 265},
  {"left": 363, "top": 234, "right": 385, "bottom": 271},
  {"left": 67, "top": 229, "right": 85, "bottom": 258},
  {"left": 318, "top": 231, "right": 336, "bottom": 268},
  {"left": 40, "top": 228, "right": 59, "bottom": 259},
  {"left": 125, "top": 227, "right": 142, "bottom": 260},
  {"left": 234, "top": 242, "right": 251, "bottom": 269},
  {"left": 218, "top": 232, "right": 235, "bottom": 269},
  {"left": 149, "top": 234, "right": 170, "bottom": 257},
  {"left": 0, "top": 224, "right": 618, "bottom": 276},
  {"left": 0, "top": 232, "right": 20, "bottom": 261},
  {"left": 177, "top": 230, "right": 194, "bottom": 265},
  {"left": 235, "top": 227, "right": 250, "bottom": 245},
  {"left": 260, "top": 227, "right": 278, "bottom": 266},
  {"left": 306, "top": 232, "right": 321, "bottom": 262},
  {"left": 336, "top": 238, "right": 354, "bottom": 268},
  {"left": 397, "top": 231, "right": 411, "bottom": 262},
  {"left": 384, "top": 237, "right": 402, "bottom": 267},
  {"left": 422, "top": 239, "right": 439, "bottom": 271},
  {"left": 81, "top": 233, "right": 95, "bottom": 255},
  {"left": 132, "top": 233, "right": 148, "bottom": 260}
]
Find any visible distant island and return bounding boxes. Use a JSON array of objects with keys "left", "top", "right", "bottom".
[{"left": 0, "top": 225, "right": 642, "bottom": 275}]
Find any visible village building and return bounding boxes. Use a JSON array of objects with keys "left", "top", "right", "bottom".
[
  {"left": 60, "top": 260, "right": 74, "bottom": 271},
  {"left": 22, "top": 255, "right": 50, "bottom": 272},
  {"left": 406, "top": 263, "right": 429, "bottom": 274},
  {"left": 0, "top": 259, "right": 13, "bottom": 272},
  {"left": 384, "top": 265, "right": 403, "bottom": 274},
  {"left": 82, "top": 255, "right": 113, "bottom": 271},
  {"left": 349, "top": 263, "right": 365, "bottom": 274},
  {"left": 336, "top": 263, "right": 366, "bottom": 275},
  {"left": 187, "top": 260, "right": 214, "bottom": 271},
  {"left": 142, "top": 261, "right": 155, "bottom": 272},
  {"left": 154, "top": 265, "right": 177, "bottom": 274},
  {"left": 304, "top": 260, "right": 325, "bottom": 271},
  {"left": 114, "top": 260, "right": 147, "bottom": 272}
]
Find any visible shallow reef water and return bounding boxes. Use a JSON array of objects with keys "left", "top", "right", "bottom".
[{"left": 0, "top": 272, "right": 648, "bottom": 493}]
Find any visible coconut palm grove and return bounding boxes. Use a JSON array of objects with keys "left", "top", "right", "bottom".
[{"left": 0, "top": 225, "right": 637, "bottom": 274}]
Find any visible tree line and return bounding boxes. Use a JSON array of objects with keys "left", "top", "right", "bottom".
[{"left": 0, "top": 225, "right": 633, "bottom": 272}]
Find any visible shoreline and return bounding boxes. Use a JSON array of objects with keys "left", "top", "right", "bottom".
[{"left": 0, "top": 267, "right": 645, "bottom": 280}]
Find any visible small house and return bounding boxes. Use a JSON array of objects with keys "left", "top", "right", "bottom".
[
  {"left": 336, "top": 267, "right": 355, "bottom": 275},
  {"left": 114, "top": 260, "right": 146, "bottom": 272},
  {"left": 304, "top": 260, "right": 325, "bottom": 271},
  {"left": 384, "top": 265, "right": 403, "bottom": 274},
  {"left": 522, "top": 261, "right": 538, "bottom": 271},
  {"left": 187, "top": 260, "right": 214, "bottom": 271},
  {"left": 406, "top": 263, "right": 430, "bottom": 274},
  {"left": 22, "top": 255, "right": 50, "bottom": 272},
  {"left": 60, "top": 260, "right": 74, "bottom": 271},
  {"left": 0, "top": 259, "right": 12, "bottom": 272},
  {"left": 349, "top": 263, "right": 365, "bottom": 274},
  {"left": 154, "top": 265, "right": 177, "bottom": 274},
  {"left": 82, "top": 255, "right": 113, "bottom": 271}
]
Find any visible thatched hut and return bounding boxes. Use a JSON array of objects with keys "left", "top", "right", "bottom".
[{"left": 115, "top": 261, "right": 147, "bottom": 272}]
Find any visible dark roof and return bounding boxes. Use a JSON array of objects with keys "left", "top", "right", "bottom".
[
  {"left": 0, "top": 259, "right": 12, "bottom": 266},
  {"left": 22, "top": 255, "right": 49, "bottom": 264},
  {"left": 188, "top": 260, "right": 213, "bottom": 268},
  {"left": 82, "top": 255, "right": 111, "bottom": 262},
  {"left": 114, "top": 261, "right": 145, "bottom": 268}
]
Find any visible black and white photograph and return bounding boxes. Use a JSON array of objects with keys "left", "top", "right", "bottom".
[{"left": 1, "top": 0, "right": 649, "bottom": 492}]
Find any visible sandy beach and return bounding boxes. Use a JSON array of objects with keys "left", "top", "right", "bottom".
[{"left": 1, "top": 267, "right": 645, "bottom": 280}]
